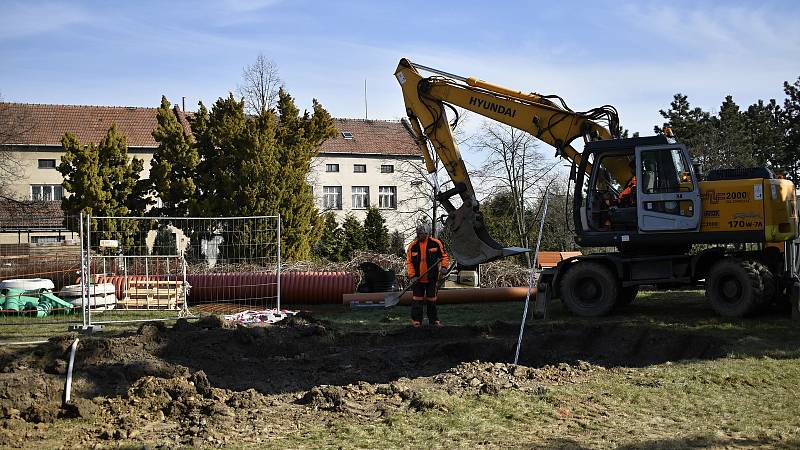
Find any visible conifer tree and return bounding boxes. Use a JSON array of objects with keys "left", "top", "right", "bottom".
[
  {"left": 313, "top": 212, "right": 343, "bottom": 261},
  {"left": 745, "top": 99, "right": 783, "bottom": 169},
  {"left": 780, "top": 77, "right": 800, "bottom": 182},
  {"left": 191, "top": 95, "right": 249, "bottom": 215},
  {"left": 714, "top": 95, "right": 756, "bottom": 168},
  {"left": 150, "top": 96, "right": 198, "bottom": 216},
  {"left": 59, "top": 133, "right": 105, "bottom": 217},
  {"left": 58, "top": 125, "right": 145, "bottom": 247},
  {"left": 655, "top": 93, "right": 717, "bottom": 168},
  {"left": 188, "top": 90, "right": 335, "bottom": 260},
  {"left": 340, "top": 214, "right": 365, "bottom": 259},
  {"left": 98, "top": 124, "right": 145, "bottom": 217},
  {"left": 389, "top": 230, "right": 405, "bottom": 258},
  {"left": 363, "top": 206, "right": 390, "bottom": 253},
  {"left": 151, "top": 225, "right": 178, "bottom": 255},
  {"left": 271, "top": 90, "right": 336, "bottom": 259}
]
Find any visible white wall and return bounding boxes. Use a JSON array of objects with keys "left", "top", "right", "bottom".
[
  {"left": 5, "top": 146, "right": 154, "bottom": 201},
  {"left": 310, "top": 153, "right": 431, "bottom": 239}
]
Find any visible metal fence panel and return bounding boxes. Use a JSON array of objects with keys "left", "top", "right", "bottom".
[
  {"left": 1, "top": 214, "right": 282, "bottom": 342},
  {"left": 0, "top": 214, "right": 85, "bottom": 343},
  {"left": 84, "top": 215, "right": 281, "bottom": 325}
]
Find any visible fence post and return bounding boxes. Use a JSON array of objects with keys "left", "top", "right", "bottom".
[
  {"left": 181, "top": 255, "right": 188, "bottom": 315},
  {"left": 85, "top": 214, "right": 92, "bottom": 327},
  {"left": 79, "top": 212, "right": 86, "bottom": 328},
  {"left": 276, "top": 214, "right": 281, "bottom": 312}
]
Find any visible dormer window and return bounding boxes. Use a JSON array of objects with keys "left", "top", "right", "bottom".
[{"left": 342, "top": 131, "right": 354, "bottom": 140}]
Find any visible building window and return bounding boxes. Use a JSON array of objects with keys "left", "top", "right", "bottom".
[
  {"left": 31, "top": 236, "right": 65, "bottom": 244},
  {"left": 31, "top": 184, "right": 63, "bottom": 201},
  {"left": 325, "top": 164, "right": 339, "bottom": 172},
  {"left": 322, "top": 186, "right": 342, "bottom": 210},
  {"left": 354, "top": 164, "right": 366, "bottom": 173},
  {"left": 380, "top": 164, "right": 394, "bottom": 173},
  {"left": 342, "top": 131, "right": 354, "bottom": 140},
  {"left": 378, "top": 186, "right": 397, "bottom": 209},
  {"left": 38, "top": 159, "right": 57, "bottom": 169},
  {"left": 352, "top": 186, "right": 369, "bottom": 209},
  {"left": 411, "top": 180, "right": 423, "bottom": 187}
]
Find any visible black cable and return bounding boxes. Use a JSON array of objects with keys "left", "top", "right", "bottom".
[
  {"left": 563, "top": 174, "right": 573, "bottom": 235},
  {"left": 444, "top": 103, "right": 460, "bottom": 130}
]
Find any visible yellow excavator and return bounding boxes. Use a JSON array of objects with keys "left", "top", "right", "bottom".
[{"left": 395, "top": 58, "right": 800, "bottom": 318}]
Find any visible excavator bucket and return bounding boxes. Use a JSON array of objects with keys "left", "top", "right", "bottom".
[{"left": 445, "top": 203, "right": 529, "bottom": 266}]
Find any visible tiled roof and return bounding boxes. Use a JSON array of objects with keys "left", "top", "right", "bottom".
[
  {"left": 0, "top": 102, "right": 190, "bottom": 148},
  {"left": 1, "top": 103, "right": 417, "bottom": 157},
  {"left": 318, "top": 118, "right": 419, "bottom": 157},
  {"left": 0, "top": 201, "right": 66, "bottom": 230}
]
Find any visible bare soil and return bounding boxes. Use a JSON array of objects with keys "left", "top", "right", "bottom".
[{"left": 0, "top": 307, "right": 736, "bottom": 449}]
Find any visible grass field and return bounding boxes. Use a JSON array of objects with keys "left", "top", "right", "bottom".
[
  {"left": 0, "top": 310, "right": 185, "bottom": 343},
  {"left": 279, "top": 291, "right": 800, "bottom": 449}
]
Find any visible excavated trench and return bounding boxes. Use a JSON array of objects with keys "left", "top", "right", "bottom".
[
  {"left": 0, "top": 312, "right": 731, "bottom": 446},
  {"left": 3, "top": 313, "right": 726, "bottom": 398}
]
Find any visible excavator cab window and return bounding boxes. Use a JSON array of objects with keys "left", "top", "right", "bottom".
[
  {"left": 635, "top": 144, "right": 700, "bottom": 231},
  {"left": 637, "top": 148, "right": 695, "bottom": 218},
  {"left": 640, "top": 148, "right": 693, "bottom": 194},
  {"left": 587, "top": 153, "right": 638, "bottom": 231}
]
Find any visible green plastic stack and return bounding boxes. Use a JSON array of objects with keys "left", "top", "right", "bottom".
[{"left": 1, "top": 288, "right": 75, "bottom": 318}]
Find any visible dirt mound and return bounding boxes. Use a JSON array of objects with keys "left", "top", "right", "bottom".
[{"left": 433, "top": 360, "right": 603, "bottom": 396}]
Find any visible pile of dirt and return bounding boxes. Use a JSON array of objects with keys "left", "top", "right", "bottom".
[
  {"left": 432, "top": 360, "right": 604, "bottom": 397},
  {"left": 90, "top": 372, "right": 275, "bottom": 447}
]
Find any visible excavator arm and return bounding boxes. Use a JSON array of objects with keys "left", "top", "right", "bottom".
[{"left": 395, "top": 58, "right": 620, "bottom": 265}]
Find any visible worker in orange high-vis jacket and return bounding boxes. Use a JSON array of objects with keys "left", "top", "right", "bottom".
[
  {"left": 405, "top": 223, "right": 450, "bottom": 327},
  {"left": 617, "top": 159, "right": 637, "bottom": 207}
]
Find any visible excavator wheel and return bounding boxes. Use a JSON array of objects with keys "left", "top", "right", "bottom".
[
  {"left": 705, "top": 258, "right": 764, "bottom": 318},
  {"left": 560, "top": 262, "right": 619, "bottom": 317},
  {"left": 616, "top": 286, "right": 639, "bottom": 308}
]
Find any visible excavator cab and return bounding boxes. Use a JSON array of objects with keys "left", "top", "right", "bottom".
[{"left": 575, "top": 135, "right": 701, "bottom": 249}]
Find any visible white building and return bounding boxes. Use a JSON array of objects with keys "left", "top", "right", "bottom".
[
  {"left": 0, "top": 103, "right": 429, "bottom": 244},
  {"left": 311, "top": 118, "right": 427, "bottom": 236},
  {"left": 0, "top": 103, "right": 175, "bottom": 245}
]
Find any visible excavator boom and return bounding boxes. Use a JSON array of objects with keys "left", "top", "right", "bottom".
[{"left": 395, "top": 58, "right": 619, "bottom": 265}]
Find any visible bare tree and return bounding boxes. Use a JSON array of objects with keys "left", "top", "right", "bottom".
[
  {"left": 470, "top": 121, "right": 559, "bottom": 260},
  {"left": 0, "top": 94, "right": 31, "bottom": 201},
  {"left": 538, "top": 179, "right": 577, "bottom": 251},
  {"left": 524, "top": 176, "right": 576, "bottom": 253},
  {"left": 237, "top": 53, "right": 283, "bottom": 114},
  {"left": 395, "top": 154, "right": 451, "bottom": 236}
]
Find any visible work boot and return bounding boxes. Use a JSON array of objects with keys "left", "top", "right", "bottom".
[{"left": 411, "top": 320, "right": 421, "bottom": 328}]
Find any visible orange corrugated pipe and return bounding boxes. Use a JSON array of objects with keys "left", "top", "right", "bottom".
[{"left": 97, "top": 272, "right": 356, "bottom": 305}]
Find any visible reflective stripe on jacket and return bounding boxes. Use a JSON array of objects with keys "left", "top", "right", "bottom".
[{"left": 406, "top": 237, "right": 450, "bottom": 282}]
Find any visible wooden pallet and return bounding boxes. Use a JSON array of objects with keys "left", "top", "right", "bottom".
[{"left": 120, "top": 279, "right": 184, "bottom": 310}]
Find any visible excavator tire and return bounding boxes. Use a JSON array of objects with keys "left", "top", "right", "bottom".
[
  {"left": 705, "top": 258, "right": 764, "bottom": 318},
  {"left": 560, "top": 262, "right": 619, "bottom": 317},
  {"left": 616, "top": 286, "right": 639, "bottom": 308}
]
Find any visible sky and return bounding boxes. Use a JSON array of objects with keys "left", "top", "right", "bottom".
[{"left": 2, "top": 0, "right": 799, "bottom": 159}]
